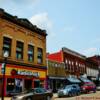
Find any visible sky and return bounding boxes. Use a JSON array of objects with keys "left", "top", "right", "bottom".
[{"left": 0, "top": 0, "right": 100, "bottom": 57}]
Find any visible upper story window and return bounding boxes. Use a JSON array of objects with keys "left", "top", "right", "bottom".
[
  {"left": 28, "top": 45, "right": 34, "bottom": 62},
  {"left": 37, "top": 48, "right": 43, "bottom": 64},
  {"left": 65, "top": 59, "right": 68, "bottom": 64},
  {"left": 3, "top": 37, "right": 12, "bottom": 57},
  {"left": 16, "top": 41, "right": 23, "bottom": 60}
]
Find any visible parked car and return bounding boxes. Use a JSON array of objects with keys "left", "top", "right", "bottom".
[
  {"left": 57, "top": 84, "right": 81, "bottom": 97},
  {"left": 81, "top": 82, "right": 96, "bottom": 93},
  {"left": 11, "top": 88, "right": 53, "bottom": 100},
  {"left": 7, "top": 89, "right": 21, "bottom": 96},
  {"left": 96, "top": 85, "right": 100, "bottom": 91}
]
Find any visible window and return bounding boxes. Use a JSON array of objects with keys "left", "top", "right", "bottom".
[
  {"left": 16, "top": 41, "right": 23, "bottom": 59},
  {"left": 3, "top": 37, "right": 12, "bottom": 57},
  {"left": 65, "top": 59, "right": 68, "bottom": 64},
  {"left": 37, "top": 48, "right": 43, "bottom": 64},
  {"left": 7, "top": 78, "right": 15, "bottom": 92},
  {"left": 28, "top": 45, "right": 34, "bottom": 62}
]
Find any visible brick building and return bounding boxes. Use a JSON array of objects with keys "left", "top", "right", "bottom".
[
  {"left": 48, "top": 47, "right": 86, "bottom": 78},
  {"left": 0, "top": 8, "right": 47, "bottom": 96},
  {"left": 46, "top": 56, "right": 66, "bottom": 92},
  {"left": 86, "top": 55, "right": 100, "bottom": 82}
]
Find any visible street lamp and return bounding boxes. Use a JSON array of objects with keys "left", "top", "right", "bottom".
[{"left": 1, "top": 51, "right": 8, "bottom": 100}]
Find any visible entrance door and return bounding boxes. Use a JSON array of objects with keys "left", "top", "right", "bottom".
[
  {"left": 24, "top": 79, "right": 32, "bottom": 90},
  {"left": 34, "top": 80, "right": 40, "bottom": 88},
  {"left": 53, "top": 79, "right": 56, "bottom": 93}
]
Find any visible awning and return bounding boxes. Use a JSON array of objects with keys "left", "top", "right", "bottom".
[
  {"left": 80, "top": 77, "right": 92, "bottom": 82},
  {"left": 67, "top": 77, "right": 81, "bottom": 83},
  {"left": 49, "top": 76, "right": 66, "bottom": 80}
]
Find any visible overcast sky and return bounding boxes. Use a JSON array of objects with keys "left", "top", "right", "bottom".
[{"left": 0, "top": 0, "right": 100, "bottom": 57}]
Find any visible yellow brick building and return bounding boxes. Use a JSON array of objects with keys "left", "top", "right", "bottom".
[{"left": 0, "top": 8, "right": 47, "bottom": 96}]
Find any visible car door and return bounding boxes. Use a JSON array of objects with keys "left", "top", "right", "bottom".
[
  {"left": 33, "top": 88, "right": 45, "bottom": 100},
  {"left": 72, "top": 86, "right": 77, "bottom": 95}
]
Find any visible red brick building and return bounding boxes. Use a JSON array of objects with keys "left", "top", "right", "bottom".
[
  {"left": 86, "top": 55, "right": 100, "bottom": 82},
  {"left": 48, "top": 47, "right": 86, "bottom": 78}
]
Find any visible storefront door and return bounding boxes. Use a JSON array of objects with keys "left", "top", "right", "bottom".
[
  {"left": 24, "top": 79, "right": 32, "bottom": 90},
  {"left": 34, "top": 80, "right": 40, "bottom": 88}
]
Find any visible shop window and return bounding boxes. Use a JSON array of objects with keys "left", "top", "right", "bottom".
[
  {"left": 3, "top": 37, "right": 12, "bottom": 57},
  {"left": 7, "top": 78, "right": 23, "bottom": 93},
  {"left": 16, "top": 41, "right": 23, "bottom": 59},
  {"left": 15, "top": 79, "right": 22, "bottom": 92},
  {"left": 0, "top": 78, "right": 2, "bottom": 83},
  {"left": 28, "top": 45, "right": 34, "bottom": 62},
  {"left": 7, "top": 78, "right": 15, "bottom": 92},
  {"left": 40, "top": 80, "right": 44, "bottom": 88},
  {"left": 37, "top": 48, "right": 43, "bottom": 64}
]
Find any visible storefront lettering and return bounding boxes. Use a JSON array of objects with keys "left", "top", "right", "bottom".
[
  {"left": 11, "top": 69, "right": 39, "bottom": 77},
  {"left": 17, "top": 70, "right": 39, "bottom": 77}
]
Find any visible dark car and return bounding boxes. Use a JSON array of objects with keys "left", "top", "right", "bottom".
[
  {"left": 57, "top": 84, "right": 81, "bottom": 97},
  {"left": 81, "top": 82, "right": 96, "bottom": 93},
  {"left": 7, "top": 89, "right": 21, "bottom": 97},
  {"left": 11, "top": 88, "right": 53, "bottom": 100}
]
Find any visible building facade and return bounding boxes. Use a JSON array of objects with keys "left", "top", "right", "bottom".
[
  {"left": 86, "top": 55, "right": 100, "bottom": 83},
  {"left": 0, "top": 8, "right": 47, "bottom": 96},
  {"left": 47, "top": 47, "right": 86, "bottom": 78},
  {"left": 46, "top": 58, "right": 66, "bottom": 92},
  {"left": 62, "top": 47, "right": 86, "bottom": 77}
]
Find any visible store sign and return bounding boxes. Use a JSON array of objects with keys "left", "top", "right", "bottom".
[
  {"left": 18, "top": 70, "right": 39, "bottom": 77},
  {"left": 11, "top": 69, "right": 39, "bottom": 77}
]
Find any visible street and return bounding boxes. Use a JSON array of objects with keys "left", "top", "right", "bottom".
[
  {"left": 52, "top": 91, "right": 100, "bottom": 100},
  {"left": 0, "top": 91, "right": 100, "bottom": 100}
]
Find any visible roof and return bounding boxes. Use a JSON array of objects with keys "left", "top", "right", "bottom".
[
  {"left": 62, "top": 47, "right": 86, "bottom": 59},
  {"left": 87, "top": 55, "right": 100, "bottom": 65},
  {"left": 0, "top": 8, "right": 47, "bottom": 36}
]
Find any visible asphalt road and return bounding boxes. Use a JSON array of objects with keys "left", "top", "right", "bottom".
[
  {"left": 52, "top": 91, "right": 100, "bottom": 100},
  {"left": 1, "top": 91, "right": 100, "bottom": 100}
]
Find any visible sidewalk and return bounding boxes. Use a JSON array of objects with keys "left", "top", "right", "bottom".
[
  {"left": 52, "top": 93, "right": 58, "bottom": 100},
  {"left": 0, "top": 97, "right": 11, "bottom": 100}
]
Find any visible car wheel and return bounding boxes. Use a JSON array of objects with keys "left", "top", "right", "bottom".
[
  {"left": 93, "top": 90, "right": 96, "bottom": 93},
  {"left": 47, "top": 96, "right": 51, "bottom": 100},
  {"left": 68, "top": 92, "right": 72, "bottom": 97},
  {"left": 26, "top": 97, "right": 32, "bottom": 100},
  {"left": 77, "top": 92, "right": 80, "bottom": 95},
  {"left": 73, "top": 92, "right": 76, "bottom": 96}
]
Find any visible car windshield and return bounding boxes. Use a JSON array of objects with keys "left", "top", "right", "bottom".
[
  {"left": 63, "top": 85, "right": 72, "bottom": 89},
  {"left": 34, "top": 88, "right": 47, "bottom": 93},
  {"left": 84, "top": 83, "right": 94, "bottom": 86},
  {"left": 26, "top": 89, "right": 34, "bottom": 93},
  {"left": 80, "top": 78, "right": 92, "bottom": 82}
]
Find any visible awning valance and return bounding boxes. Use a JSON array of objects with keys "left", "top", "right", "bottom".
[
  {"left": 67, "top": 77, "right": 81, "bottom": 83},
  {"left": 49, "top": 76, "right": 66, "bottom": 80}
]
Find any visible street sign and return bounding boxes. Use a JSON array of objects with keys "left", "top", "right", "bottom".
[{"left": 1, "top": 63, "right": 5, "bottom": 74}]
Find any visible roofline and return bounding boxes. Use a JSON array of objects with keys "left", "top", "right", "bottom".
[
  {"left": 0, "top": 8, "right": 47, "bottom": 36},
  {"left": 62, "top": 47, "right": 86, "bottom": 59}
]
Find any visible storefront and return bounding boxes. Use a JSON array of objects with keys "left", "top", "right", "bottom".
[
  {"left": 47, "top": 76, "right": 66, "bottom": 93},
  {"left": 0, "top": 64, "right": 47, "bottom": 96}
]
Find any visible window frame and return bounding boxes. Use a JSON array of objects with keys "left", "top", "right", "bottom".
[
  {"left": 28, "top": 44, "right": 34, "bottom": 62},
  {"left": 16, "top": 41, "right": 24, "bottom": 60},
  {"left": 37, "top": 48, "right": 43, "bottom": 64},
  {"left": 3, "top": 37, "right": 12, "bottom": 57}
]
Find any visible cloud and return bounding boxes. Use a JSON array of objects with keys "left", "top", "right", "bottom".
[
  {"left": 29, "top": 12, "right": 56, "bottom": 37},
  {"left": 82, "top": 47, "right": 98, "bottom": 57},
  {"left": 30, "top": 12, "right": 52, "bottom": 29},
  {"left": 0, "top": 0, "right": 40, "bottom": 17}
]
